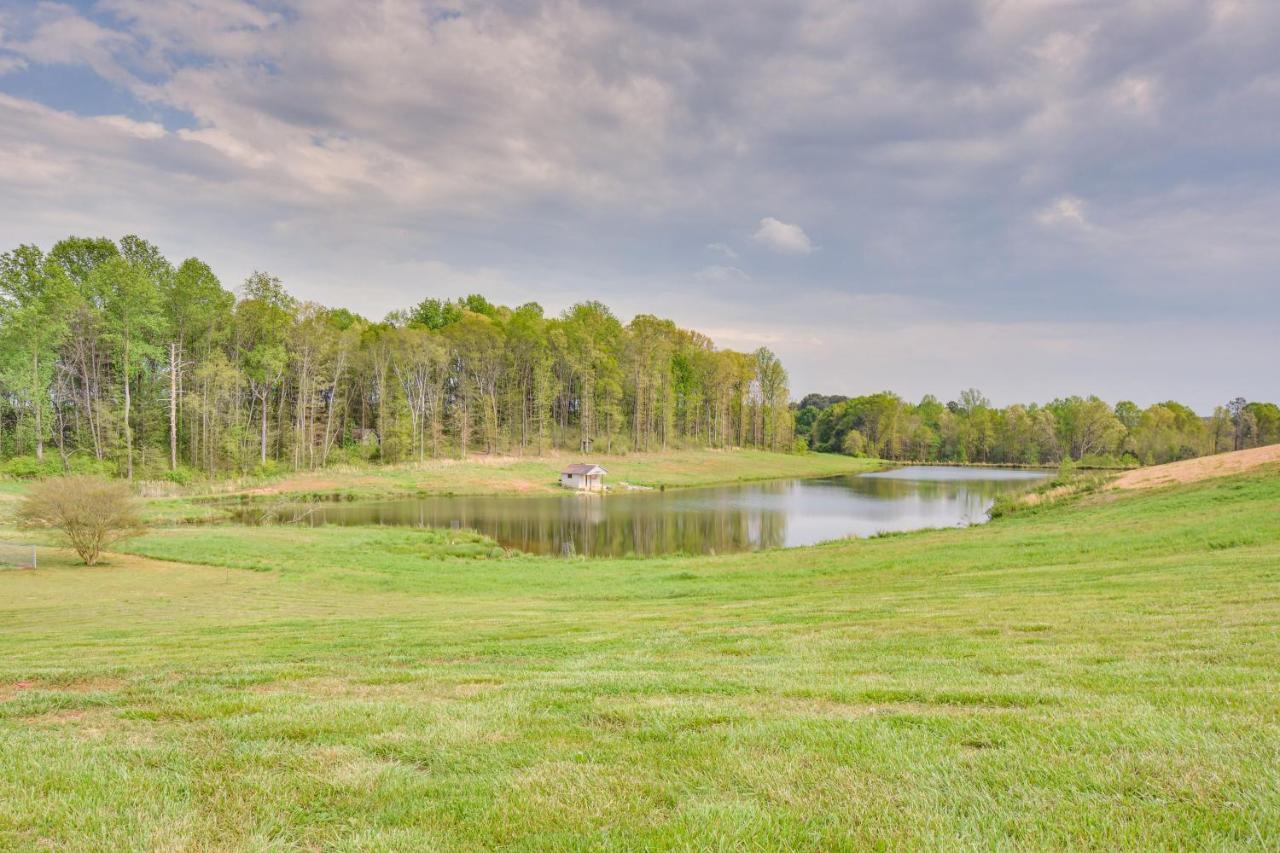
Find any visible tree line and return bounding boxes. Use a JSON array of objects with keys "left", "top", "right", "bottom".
[
  {"left": 0, "top": 235, "right": 794, "bottom": 479},
  {"left": 796, "top": 391, "right": 1280, "bottom": 466}
]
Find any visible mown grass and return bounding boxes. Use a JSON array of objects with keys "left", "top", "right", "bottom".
[{"left": 1, "top": 467, "right": 1278, "bottom": 848}]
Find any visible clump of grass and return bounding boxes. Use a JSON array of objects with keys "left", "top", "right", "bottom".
[{"left": 988, "top": 464, "right": 1110, "bottom": 519}]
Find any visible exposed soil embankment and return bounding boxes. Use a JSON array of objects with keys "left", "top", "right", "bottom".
[{"left": 1111, "top": 444, "right": 1280, "bottom": 490}]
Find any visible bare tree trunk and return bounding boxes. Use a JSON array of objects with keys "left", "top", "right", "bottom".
[
  {"left": 169, "top": 342, "right": 178, "bottom": 471},
  {"left": 465, "top": 394, "right": 476, "bottom": 458},
  {"left": 83, "top": 373, "right": 101, "bottom": 460},
  {"left": 321, "top": 348, "right": 346, "bottom": 465},
  {"left": 53, "top": 392, "right": 69, "bottom": 472},
  {"left": 202, "top": 375, "right": 212, "bottom": 477},
  {"left": 275, "top": 381, "right": 287, "bottom": 463},
  {"left": 375, "top": 375, "right": 385, "bottom": 460},
  {"left": 123, "top": 337, "right": 133, "bottom": 480},
  {"left": 92, "top": 340, "right": 105, "bottom": 459},
  {"left": 259, "top": 388, "right": 268, "bottom": 465},
  {"left": 32, "top": 349, "right": 43, "bottom": 462}
]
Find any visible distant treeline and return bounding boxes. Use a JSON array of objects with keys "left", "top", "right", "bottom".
[
  {"left": 795, "top": 391, "right": 1280, "bottom": 466},
  {"left": 0, "top": 235, "right": 793, "bottom": 480}
]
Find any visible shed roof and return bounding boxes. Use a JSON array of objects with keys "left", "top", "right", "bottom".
[{"left": 562, "top": 463, "right": 606, "bottom": 475}]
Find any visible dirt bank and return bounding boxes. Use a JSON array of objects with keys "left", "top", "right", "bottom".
[{"left": 1111, "top": 444, "right": 1280, "bottom": 490}]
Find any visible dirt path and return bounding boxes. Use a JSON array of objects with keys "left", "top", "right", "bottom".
[{"left": 1111, "top": 443, "right": 1280, "bottom": 490}]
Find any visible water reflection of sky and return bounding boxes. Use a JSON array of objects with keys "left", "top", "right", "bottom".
[{"left": 249, "top": 466, "right": 1049, "bottom": 558}]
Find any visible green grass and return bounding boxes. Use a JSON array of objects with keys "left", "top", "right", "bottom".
[
  {"left": 1, "top": 467, "right": 1278, "bottom": 847},
  {"left": 0, "top": 482, "right": 24, "bottom": 526}
]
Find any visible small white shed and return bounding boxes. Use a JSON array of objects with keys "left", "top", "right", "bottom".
[{"left": 561, "top": 463, "right": 606, "bottom": 492}]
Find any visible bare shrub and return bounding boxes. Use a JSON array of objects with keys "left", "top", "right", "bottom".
[{"left": 16, "top": 476, "right": 143, "bottom": 566}]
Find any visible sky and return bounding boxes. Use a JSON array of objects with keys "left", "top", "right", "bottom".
[{"left": 0, "top": 0, "right": 1277, "bottom": 412}]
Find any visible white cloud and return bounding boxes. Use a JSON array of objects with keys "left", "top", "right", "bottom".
[
  {"left": 699, "top": 325, "right": 820, "bottom": 349},
  {"left": 95, "top": 114, "right": 166, "bottom": 139},
  {"left": 5, "top": 4, "right": 136, "bottom": 86},
  {"left": 1035, "top": 195, "right": 1089, "bottom": 229},
  {"left": 706, "top": 242, "right": 738, "bottom": 260},
  {"left": 752, "top": 217, "right": 814, "bottom": 254},
  {"left": 1110, "top": 76, "right": 1160, "bottom": 117},
  {"left": 0, "top": 54, "right": 26, "bottom": 75},
  {"left": 694, "top": 265, "right": 749, "bottom": 284},
  {"left": 175, "top": 125, "right": 271, "bottom": 168},
  {"left": 1030, "top": 30, "right": 1092, "bottom": 73}
]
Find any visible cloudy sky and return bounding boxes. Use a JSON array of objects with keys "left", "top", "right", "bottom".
[{"left": 1, "top": 0, "right": 1277, "bottom": 410}]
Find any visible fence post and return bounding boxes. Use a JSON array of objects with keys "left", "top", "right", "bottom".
[{"left": 32, "top": 546, "right": 37, "bottom": 570}]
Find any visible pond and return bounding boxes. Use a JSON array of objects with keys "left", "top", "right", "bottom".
[{"left": 235, "top": 465, "right": 1050, "bottom": 557}]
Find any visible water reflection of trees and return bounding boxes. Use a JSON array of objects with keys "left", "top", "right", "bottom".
[
  {"left": 297, "top": 491, "right": 790, "bottom": 556},
  {"left": 288, "top": 471, "right": 1044, "bottom": 557},
  {"left": 848, "top": 476, "right": 1023, "bottom": 501},
  {"left": 579, "top": 498, "right": 788, "bottom": 557}
]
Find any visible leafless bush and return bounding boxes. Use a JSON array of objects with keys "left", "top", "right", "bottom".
[{"left": 16, "top": 476, "right": 143, "bottom": 566}]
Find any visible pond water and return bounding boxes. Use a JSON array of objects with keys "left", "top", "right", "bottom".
[{"left": 236, "top": 465, "right": 1049, "bottom": 557}]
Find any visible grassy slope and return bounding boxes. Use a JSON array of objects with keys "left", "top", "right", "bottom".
[{"left": 1, "top": 467, "right": 1278, "bottom": 847}]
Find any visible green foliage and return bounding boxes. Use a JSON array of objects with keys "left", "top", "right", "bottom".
[
  {"left": 66, "top": 454, "right": 116, "bottom": 477},
  {"left": 47, "top": 235, "right": 118, "bottom": 294},
  {"left": 408, "top": 297, "right": 463, "bottom": 330},
  {"left": 0, "top": 452, "right": 109, "bottom": 479},
  {"left": 1244, "top": 401, "right": 1280, "bottom": 446},
  {"left": 1, "top": 455, "right": 63, "bottom": 479},
  {"left": 797, "top": 388, "right": 1267, "bottom": 468},
  {"left": 841, "top": 428, "right": 867, "bottom": 457},
  {"left": 1076, "top": 453, "right": 1132, "bottom": 469},
  {"left": 251, "top": 459, "right": 286, "bottom": 478},
  {"left": 170, "top": 257, "right": 234, "bottom": 350},
  {"left": 325, "top": 442, "right": 379, "bottom": 467},
  {"left": 240, "top": 270, "right": 295, "bottom": 310},
  {"left": 1113, "top": 399, "right": 1141, "bottom": 430},
  {"left": 163, "top": 465, "right": 200, "bottom": 486}
]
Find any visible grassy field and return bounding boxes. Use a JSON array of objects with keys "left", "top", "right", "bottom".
[
  {"left": 224, "top": 448, "right": 883, "bottom": 498},
  {"left": 1, "top": 465, "right": 1278, "bottom": 847}
]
